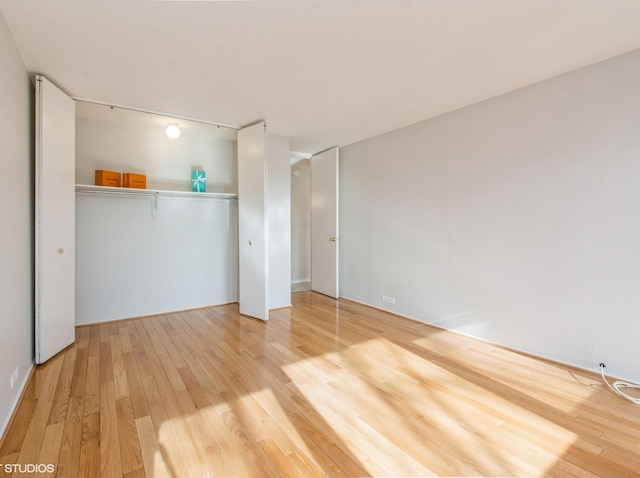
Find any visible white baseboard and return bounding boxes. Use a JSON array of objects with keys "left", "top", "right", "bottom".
[{"left": 291, "top": 279, "right": 311, "bottom": 285}]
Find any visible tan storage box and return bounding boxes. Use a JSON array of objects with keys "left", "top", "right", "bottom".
[
  {"left": 95, "top": 170, "right": 121, "bottom": 187},
  {"left": 123, "top": 173, "right": 147, "bottom": 189}
]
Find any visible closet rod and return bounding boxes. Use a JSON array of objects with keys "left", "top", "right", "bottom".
[
  {"left": 76, "top": 184, "right": 237, "bottom": 200},
  {"left": 72, "top": 97, "right": 240, "bottom": 131}
]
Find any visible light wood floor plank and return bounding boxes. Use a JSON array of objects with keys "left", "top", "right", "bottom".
[
  {"left": 78, "top": 412, "right": 100, "bottom": 478},
  {"left": 2, "top": 291, "right": 640, "bottom": 477},
  {"left": 116, "top": 397, "right": 142, "bottom": 475},
  {"left": 0, "top": 452, "right": 18, "bottom": 478},
  {"left": 0, "top": 398, "right": 37, "bottom": 457},
  {"left": 100, "top": 382, "right": 123, "bottom": 478},
  {"left": 135, "top": 415, "right": 165, "bottom": 478},
  {"left": 55, "top": 396, "right": 84, "bottom": 478},
  {"left": 34, "top": 421, "right": 65, "bottom": 477},
  {"left": 48, "top": 346, "right": 78, "bottom": 425},
  {"left": 110, "top": 335, "right": 130, "bottom": 401},
  {"left": 11, "top": 354, "right": 65, "bottom": 470},
  {"left": 84, "top": 355, "right": 101, "bottom": 418}
]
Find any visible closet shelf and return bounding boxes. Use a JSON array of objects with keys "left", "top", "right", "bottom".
[{"left": 76, "top": 184, "right": 237, "bottom": 199}]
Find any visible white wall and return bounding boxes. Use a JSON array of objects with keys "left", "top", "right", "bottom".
[
  {"left": 340, "top": 48, "right": 640, "bottom": 383},
  {"left": 267, "top": 133, "right": 292, "bottom": 309},
  {"left": 76, "top": 102, "right": 237, "bottom": 193},
  {"left": 0, "top": 12, "right": 34, "bottom": 438},
  {"left": 291, "top": 159, "right": 311, "bottom": 283},
  {"left": 76, "top": 194, "right": 238, "bottom": 324}
]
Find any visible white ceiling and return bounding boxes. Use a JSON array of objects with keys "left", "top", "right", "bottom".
[{"left": 2, "top": 0, "right": 640, "bottom": 154}]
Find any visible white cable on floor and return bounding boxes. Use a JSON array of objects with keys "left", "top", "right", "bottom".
[{"left": 599, "top": 364, "right": 640, "bottom": 405}]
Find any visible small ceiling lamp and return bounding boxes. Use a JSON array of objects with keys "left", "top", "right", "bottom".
[{"left": 166, "top": 123, "right": 181, "bottom": 139}]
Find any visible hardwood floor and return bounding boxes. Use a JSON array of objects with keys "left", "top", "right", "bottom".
[{"left": 1, "top": 291, "right": 639, "bottom": 477}]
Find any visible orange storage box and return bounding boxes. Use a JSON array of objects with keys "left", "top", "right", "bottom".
[
  {"left": 123, "top": 173, "right": 147, "bottom": 189},
  {"left": 95, "top": 170, "right": 121, "bottom": 187}
]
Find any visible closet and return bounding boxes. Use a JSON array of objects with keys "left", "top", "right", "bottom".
[
  {"left": 36, "top": 76, "right": 291, "bottom": 363},
  {"left": 74, "top": 101, "right": 239, "bottom": 324}
]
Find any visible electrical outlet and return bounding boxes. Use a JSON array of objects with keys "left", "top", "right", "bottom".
[
  {"left": 382, "top": 296, "right": 396, "bottom": 304},
  {"left": 10, "top": 367, "right": 19, "bottom": 390}
]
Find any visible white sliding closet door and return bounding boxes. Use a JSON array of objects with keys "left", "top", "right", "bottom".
[
  {"left": 238, "top": 122, "right": 269, "bottom": 321},
  {"left": 311, "top": 147, "right": 339, "bottom": 298},
  {"left": 35, "top": 75, "right": 76, "bottom": 363}
]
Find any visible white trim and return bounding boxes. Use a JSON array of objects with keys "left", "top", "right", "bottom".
[
  {"left": 34, "top": 76, "right": 43, "bottom": 363},
  {"left": 291, "top": 279, "right": 311, "bottom": 285}
]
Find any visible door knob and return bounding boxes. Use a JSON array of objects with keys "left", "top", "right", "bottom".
[
  {"left": 329, "top": 237, "right": 339, "bottom": 242},
  {"left": 58, "top": 248, "right": 65, "bottom": 254}
]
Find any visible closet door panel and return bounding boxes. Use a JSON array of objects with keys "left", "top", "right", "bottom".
[
  {"left": 35, "top": 75, "right": 76, "bottom": 364},
  {"left": 237, "top": 122, "right": 269, "bottom": 320}
]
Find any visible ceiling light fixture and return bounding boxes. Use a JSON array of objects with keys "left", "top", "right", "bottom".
[{"left": 166, "top": 123, "right": 181, "bottom": 139}]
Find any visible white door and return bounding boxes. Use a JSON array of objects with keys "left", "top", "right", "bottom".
[
  {"left": 237, "top": 122, "right": 269, "bottom": 320},
  {"left": 35, "top": 75, "right": 76, "bottom": 364},
  {"left": 311, "top": 147, "right": 339, "bottom": 298}
]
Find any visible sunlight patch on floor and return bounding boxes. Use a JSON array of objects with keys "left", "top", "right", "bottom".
[
  {"left": 290, "top": 335, "right": 580, "bottom": 477},
  {"left": 406, "top": 335, "right": 585, "bottom": 475}
]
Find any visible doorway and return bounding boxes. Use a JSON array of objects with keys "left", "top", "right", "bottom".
[
  {"left": 290, "top": 158, "right": 311, "bottom": 292},
  {"left": 290, "top": 147, "right": 339, "bottom": 298}
]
